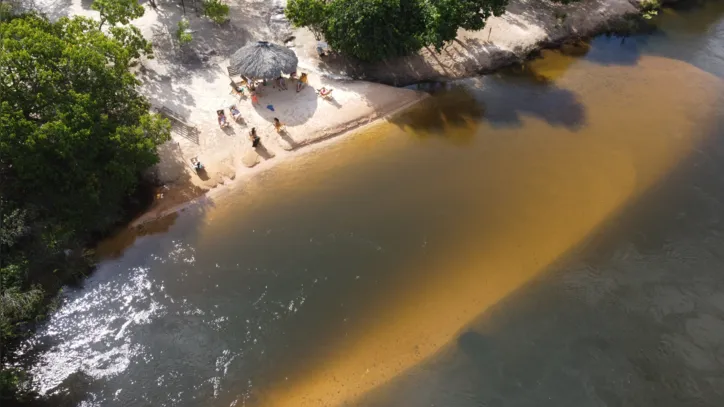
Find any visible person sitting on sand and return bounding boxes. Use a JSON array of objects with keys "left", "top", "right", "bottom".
[
  {"left": 273, "top": 117, "right": 286, "bottom": 133},
  {"left": 277, "top": 76, "right": 287, "bottom": 91},
  {"left": 249, "top": 83, "right": 263, "bottom": 96},
  {"left": 317, "top": 87, "right": 333, "bottom": 97},
  {"left": 316, "top": 41, "right": 329, "bottom": 57},
  {"left": 249, "top": 127, "right": 260, "bottom": 148},
  {"left": 296, "top": 73, "right": 308, "bottom": 93}
]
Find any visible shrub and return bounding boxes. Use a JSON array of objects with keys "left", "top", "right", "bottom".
[{"left": 202, "top": 0, "right": 230, "bottom": 24}]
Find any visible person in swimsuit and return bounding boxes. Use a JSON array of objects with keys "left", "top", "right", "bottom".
[
  {"left": 273, "top": 118, "right": 286, "bottom": 133},
  {"left": 296, "top": 73, "right": 308, "bottom": 92}
]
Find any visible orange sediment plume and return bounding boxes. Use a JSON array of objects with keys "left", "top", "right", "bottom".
[{"left": 249, "top": 56, "right": 724, "bottom": 407}]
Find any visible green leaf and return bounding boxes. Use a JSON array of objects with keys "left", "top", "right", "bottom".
[
  {"left": 91, "top": 0, "right": 145, "bottom": 29},
  {"left": 202, "top": 0, "right": 230, "bottom": 24}
]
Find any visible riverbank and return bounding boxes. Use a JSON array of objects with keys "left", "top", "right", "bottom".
[
  {"left": 131, "top": 87, "right": 425, "bottom": 227},
  {"left": 129, "top": 0, "right": 657, "bottom": 226},
  {"left": 29, "top": 0, "right": 657, "bottom": 228},
  {"left": 291, "top": 0, "right": 652, "bottom": 85},
  {"left": 55, "top": 0, "right": 429, "bottom": 226}
]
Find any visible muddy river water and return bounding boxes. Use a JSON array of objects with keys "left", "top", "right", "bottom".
[{"left": 20, "top": 2, "right": 724, "bottom": 406}]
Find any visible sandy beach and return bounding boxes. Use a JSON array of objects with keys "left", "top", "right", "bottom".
[
  {"left": 30, "top": 0, "right": 428, "bottom": 223},
  {"left": 28, "top": 0, "right": 651, "bottom": 225}
]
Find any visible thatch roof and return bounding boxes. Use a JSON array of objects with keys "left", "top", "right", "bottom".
[{"left": 229, "top": 41, "right": 298, "bottom": 79}]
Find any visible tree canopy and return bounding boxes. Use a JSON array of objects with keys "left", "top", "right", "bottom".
[
  {"left": 422, "top": 0, "right": 508, "bottom": 50},
  {"left": 325, "top": 0, "right": 429, "bottom": 61},
  {"left": 286, "top": 0, "right": 509, "bottom": 61},
  {"left": 91, "top": 0, "right": 145, "bottom": 29},
  {"left": 1, "top": 16, "right": 169, "bottom": 396},
  {"left": 0, "top": 14, "right": 168, "bottom": 233}
]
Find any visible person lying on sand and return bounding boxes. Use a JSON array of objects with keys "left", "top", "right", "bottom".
[
  {"left": 231, "top": 82, "right": 245, "bottom": 97},
  {"left": 317, "top": 87, "right": 333, "bottom": 97},
  {"left": 249, "top": 127, "right": 261, "bottom": 148},
  {"left": 273, "top": 117, "right": 286, "bottom": 133},
  {"left": 230, "top": 105, "right": 242, "bottom": 121}
]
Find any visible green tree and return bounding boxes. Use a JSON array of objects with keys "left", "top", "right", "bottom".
[
  {"left": 202, "top": 0, "right": 230, "bottom": 24},
  {"left": 0, "top": 12, "right": 168, "bottom": 400},
  {"left": 285, "top": 0, "right": 511, "bottom": 61},
  {"left": 422, "top": 0, "right": 508, "bottom": 50},
  {"left": 284, "top": 0, "right": 329, "bottom": 40},
  {"left": 326, "top": 0, "right": 428, "bottom": 61},
  {"left": 91, "top": 0, "right": 145, "bottom": 30},
  {"left": 0, "top": 14, "right": 169, "bottom": 237}
]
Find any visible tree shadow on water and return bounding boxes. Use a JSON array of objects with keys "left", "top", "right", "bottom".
[
  {"left": 394, "top": 68, "right": 587, "bottom": 138},
  {"left": 477, "top": 65, "right": 587, "bottom": 130},
  {"left": 390, "top": 84, "right": 485, "bottom": 145}
]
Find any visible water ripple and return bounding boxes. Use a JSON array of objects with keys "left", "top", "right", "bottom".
[{"left": 28, "top": 266, "right": 166, "bottom": 395}]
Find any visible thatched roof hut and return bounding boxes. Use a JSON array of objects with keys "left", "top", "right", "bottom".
[{"left": 229, "top": 41, "right": 298, "bottom": 79}]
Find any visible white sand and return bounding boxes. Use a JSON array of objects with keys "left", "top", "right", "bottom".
[
  {"left": 29, "top": 0, "right": 427, "bottom": 222},
  {"left": 29, "top": 0, "right": 648, "bottom": 223}
]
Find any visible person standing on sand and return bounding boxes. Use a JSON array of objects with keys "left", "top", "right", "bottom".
[
  {"left": 273, "top": 118, "right": 286, "bottom": 133},
  {"left": 296, "top": 73, "right": 308, "bottom": 92},
  {"left": 249, "top": 127, "right": 260, "bottom": 148},
  {"left": 251, "top": 91, "right": 260, "bottom": 106}
]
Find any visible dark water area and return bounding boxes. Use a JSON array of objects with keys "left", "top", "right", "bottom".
[{"left": 16, "top": 2, "right": 724, "bottom": 407}]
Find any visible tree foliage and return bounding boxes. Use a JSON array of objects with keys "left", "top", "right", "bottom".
[
  {"left": 285, "top": 0, "right": 509, "bottom": 61},
  {"left": 202, "top": 0, "right": 230, "bottom": 24},
  {"left": 1, "top": 14, "right": 168, "bottom": 234},
  {"left": 284, "top": 0, "right": 330, "bottom": 40},
  {"left": 91, "top": 0, "right": 145, "bottom": 29},
  {"left": 0, "top": 15, "right": 170, "bottom": 396},
  {"left": 421, "top": 0, "right": 508, "bottom": 50},
  {"left": 325, "top": 0, "right": 429, "bottom": 61}
]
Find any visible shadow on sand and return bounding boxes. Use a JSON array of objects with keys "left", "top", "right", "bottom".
[{"left": 250, "top": 83, "right": 319, "bottom": 126}]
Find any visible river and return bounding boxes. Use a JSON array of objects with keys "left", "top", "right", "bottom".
[{"left": 18, "top": 2, "right": 724, "bottom": 406}]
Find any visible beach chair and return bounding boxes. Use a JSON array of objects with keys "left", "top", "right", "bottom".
[
  {"left": 227, "top": 65, "right": 240, "bottom": 77},
  {"left": 217, "top": 110, "right": 229, "bottom": 128},
  {"left": 230, "top": 105, "right": 243, "bottom": 123},
  {"left": 190, "top": 156, "right": 204, "bottom": 172}
]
